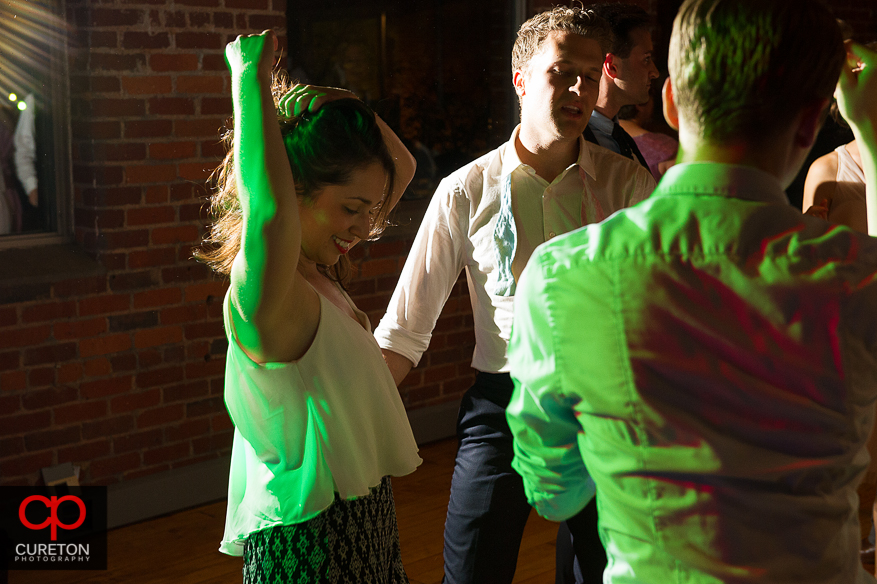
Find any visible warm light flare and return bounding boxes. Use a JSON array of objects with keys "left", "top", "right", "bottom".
[{"left": 0, "top": 1, "right": 69, "bottom": 98}]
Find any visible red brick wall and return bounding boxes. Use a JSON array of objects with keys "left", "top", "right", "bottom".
[
  {"left": 0, "top": 0, "right": 478, "bottom": 488},
  {"left": 0, "top": 0, "right": 289, "bottom": 486}
]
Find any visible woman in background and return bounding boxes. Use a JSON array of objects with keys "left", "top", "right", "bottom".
[
  {"left": 618, "top": 81, "right": 678, "bottom": 181},
  {"left": 803, "top": 136, "right": 867, "bottom": 233},
  {"left": 802, "top": 42, "right": 875, "bottom": 574},
  {"left": 802, "top": 42, "right": 876, "bottom": 234}
]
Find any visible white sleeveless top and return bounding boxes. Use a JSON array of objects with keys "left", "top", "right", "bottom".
[
  {"left": 219, "top": 287, "right": 422, "bottom": 556},
  {"left": 828, "top": 144, "right": 867, "bottom": 233}
]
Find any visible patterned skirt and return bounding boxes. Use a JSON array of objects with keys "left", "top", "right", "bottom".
[{"left": 242, "top": 476, "right": 409, "bottom": 584}]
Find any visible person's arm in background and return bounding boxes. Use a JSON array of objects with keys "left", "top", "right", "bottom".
[
  {"left": 374, "top": 177, "right": 469, "bottom": 386},
  {"left": 13, "top": 94, "right": 37, "bottom": 206},
  {"left": 382, "top": 349, "right": 414, "bottom": 387},
  {"left": 376, "top": 114, "right": 416, "bottom": 206},
  {"left": 836, "top": 43, "right": 877, "bottom": 235}
]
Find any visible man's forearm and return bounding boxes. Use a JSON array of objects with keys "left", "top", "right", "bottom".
[{"left": 382, "top": 349, "right": 414, "bottom": 386}]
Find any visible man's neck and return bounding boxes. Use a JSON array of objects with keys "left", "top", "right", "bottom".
[
  {"left": 515, "top": 125, "right": 580, "bottom": 183},
  {"left": 594, "top": 77, "right": 622, "bottom": 120},
  {"left": 676, "top": 123, "right": 801, "bottom": 187}
]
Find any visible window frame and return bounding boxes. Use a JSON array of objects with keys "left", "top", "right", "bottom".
[{"left": 0, "top": 0, "right": 72, "bottom": 251}]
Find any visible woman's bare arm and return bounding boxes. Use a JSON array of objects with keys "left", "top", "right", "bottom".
[
  {"left": 377, "top": 115, "right": 417, "bottom": 205},
  {"left": 226, "top": 31, "right": 313, "bottom": 363},
  {"left": 836, "top": 43, "right": 877, "bottom": 236}
]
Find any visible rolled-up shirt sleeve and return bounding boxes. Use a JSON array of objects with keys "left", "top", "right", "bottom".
[
  {"left": 374, "top": 178, "right": 469, "bottom": 366},
  {"left": 506, "top": 249, "right": 594, "bottom": 522}
]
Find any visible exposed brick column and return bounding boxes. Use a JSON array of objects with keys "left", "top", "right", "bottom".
[{"left": 0, "top": 1, "right": 285, "bottom": 486}]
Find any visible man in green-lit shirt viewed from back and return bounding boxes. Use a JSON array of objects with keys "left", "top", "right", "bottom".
[{"left": 507, "top": 0, "right": 877, "bottom": 582}]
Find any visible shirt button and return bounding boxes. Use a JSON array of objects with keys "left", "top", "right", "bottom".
[{"left": 548, "top": 231, "right": 556, "bottom": 238}]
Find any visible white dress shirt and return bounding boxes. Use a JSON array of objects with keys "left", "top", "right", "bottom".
[
  {"left": 587, "top": 109, "right": 622, "bottom": 155},
  {"left": 13, "top": 93, "right": 37, "bottom": 195},
  {"left": 374, "top": 126, "right": 655, "bottom": 373}
]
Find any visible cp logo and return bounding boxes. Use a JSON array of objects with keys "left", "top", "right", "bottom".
[{"left": 19, "top": 495, "right": 86, "bottom": 541}]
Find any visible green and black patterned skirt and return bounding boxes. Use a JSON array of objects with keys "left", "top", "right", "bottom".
[{"left": 242, "top": 476, "right": 409, "bottom": 584}]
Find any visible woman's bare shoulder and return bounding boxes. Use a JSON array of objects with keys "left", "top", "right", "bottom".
[{"left": 802, "top": 150, "right": 840, "bottom": 210}]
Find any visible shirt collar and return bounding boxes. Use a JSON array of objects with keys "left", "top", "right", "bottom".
[
  {"left": 500, "top": 125, "right": 527, "bottom": 178},
  {"left": 656, "top": 162, "right": 789, "bottom": 205},
  {"left": 501, "top": 125, "right": 595, "bottom": 182},
  {"left": 588, "top": 109, "right": 616, "bottom": 136}
]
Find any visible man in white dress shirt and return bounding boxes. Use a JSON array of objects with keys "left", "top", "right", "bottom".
[{"left": 374, "top": 6, "right": 655, "bottom": 584}]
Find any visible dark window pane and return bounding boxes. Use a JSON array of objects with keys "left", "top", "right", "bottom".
[{"left": 0, "top": 0, "right": 68, "bottom": 237}]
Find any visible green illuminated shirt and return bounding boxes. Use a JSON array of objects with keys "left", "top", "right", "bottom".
[{"left": 507, "top": 162, "right": 877, "bottom": 583}]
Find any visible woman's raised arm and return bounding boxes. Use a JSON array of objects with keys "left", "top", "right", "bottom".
[
  {"left": 836, "top": 42, "right": 877, "bottom": 236},
  {"left": 226, "top": 31, "right": 307, "bottom": 362},
  {"left": 378, "top": 115, "right": 417, "bottom": 206}
]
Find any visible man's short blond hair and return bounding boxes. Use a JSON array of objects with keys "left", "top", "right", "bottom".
[
  {"left": 669, "top": 0, "right": 844, "bottom": 143},
  {"left": 512, "top": 6, "right": 613, "bottom": 73}
]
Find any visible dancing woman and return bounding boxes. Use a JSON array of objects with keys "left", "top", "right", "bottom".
[{"left": 199, "top": 30, "right": 420, "bottom": 583}]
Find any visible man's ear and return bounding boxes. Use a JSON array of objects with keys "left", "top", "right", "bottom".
[
  {"left": 794, "top": 97, "right": 830, "bottom": 149},
  {"left": 662, "top": 77, "right": 679, "bottom": 131},
  {"left": 513, "top": 69, "right": 525, "bottom": 98},
  {"left": 603, "top": 53, "right": 619, "bottom": 79}
]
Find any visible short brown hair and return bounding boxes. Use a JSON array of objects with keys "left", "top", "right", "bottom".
[
  {"left": 588, "top": 3, "right": 652, "bottom": 59},
  {"left": 512, "top": 6, "right": 613, "bottom": 73},
  {"left": 669, "top": 0, "right": 844, "bottom": 143}
]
